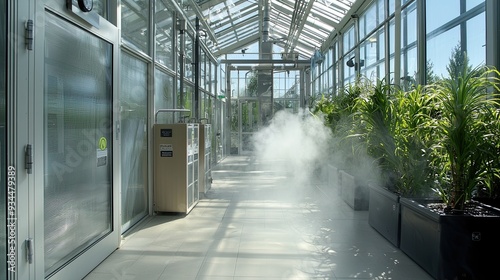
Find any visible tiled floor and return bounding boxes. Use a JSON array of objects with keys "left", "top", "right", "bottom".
[{"left": 83, "top": 156, "right": 434, "bottom": 280}]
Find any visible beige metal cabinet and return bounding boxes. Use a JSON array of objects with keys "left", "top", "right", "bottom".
[{"left": 153, "top": 123, "right": 199, "bottom": 214}]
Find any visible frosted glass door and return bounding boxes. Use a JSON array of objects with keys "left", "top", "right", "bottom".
[{"left": 43, "top": 13, "right": 113, "bottom": 277}]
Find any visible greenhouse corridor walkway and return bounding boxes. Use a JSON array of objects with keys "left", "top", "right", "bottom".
[{"left": 83, "top": 155, "right": 433, "bottom": 280}]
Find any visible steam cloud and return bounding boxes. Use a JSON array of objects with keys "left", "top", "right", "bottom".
[
  {"left": 251, "top": 109, "right": 332, "bottom": 187},
  {"left": 251, "top": 109, "right": 382, "bottom": 190}
]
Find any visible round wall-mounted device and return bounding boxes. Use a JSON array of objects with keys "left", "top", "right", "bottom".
[{"left": 78, "top": 0, "right": 93, "bottom": 12}]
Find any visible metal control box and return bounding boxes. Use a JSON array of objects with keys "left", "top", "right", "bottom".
[{"left": 153, "top": 123, "right": 199, "bottom": 214}]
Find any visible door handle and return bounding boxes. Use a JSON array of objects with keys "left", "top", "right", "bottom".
[{"left": 25, "top": 144, "right": 33, "bottom": 174}]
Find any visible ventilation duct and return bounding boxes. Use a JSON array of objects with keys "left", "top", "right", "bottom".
[{"left": 262, "top": 0, "right": 270, "bottom": 42}]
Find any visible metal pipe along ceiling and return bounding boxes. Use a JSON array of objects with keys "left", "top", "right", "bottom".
[
  {"left": 263, "top": 0, "right": 270, "bottom": 42},
  {"left": 285, "top": 0, "right": 308, "bottom": 54}
]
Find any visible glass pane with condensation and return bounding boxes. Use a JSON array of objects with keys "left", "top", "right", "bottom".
[{"left": 120, "top": 52, "right": 148, "bottom": 233}]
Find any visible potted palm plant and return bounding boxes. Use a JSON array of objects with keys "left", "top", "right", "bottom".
[
  {"left": 311, "top": 93, "right": 342, "bottom": 195},
  {"left": 399, "top": 49, "right": 500, "bottom": 279},
  {"left": 312, "top": 93, "right": 345, "bottom": 194},
  {"left": 353, "top": 79, "right": 436, "bottom": 247},
  {"left": 313, "top": 82, "right": 374, "bottom": 210}
]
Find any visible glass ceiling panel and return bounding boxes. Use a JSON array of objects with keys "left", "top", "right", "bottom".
[
  {"left": 232, "top": 14, "right": 257, "bottom": 26},
  {"left": 190, "top": 0, "right": 356, "bottom": 58},
  {"left": 303, "top": 26, "right": 329, "bottom": 38},
  {"left": 309, "top": 18, "right": 333, "bottom": 30}
]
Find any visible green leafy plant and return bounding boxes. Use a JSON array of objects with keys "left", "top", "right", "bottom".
[
  {"left": 311, "top": 82, "right": 363, "bottom": 133},
  {"left": 246, "top": 71, "right": 258, "bottom": 97},
  {"left": 352, "top": 79, "right": 438, "bottom": 196},
  {"left": 353, "top": 80, "right": 396, "bottom": 174},
  {"left": 430, "top": 53, "right": 500, "bottom": 211},
  {"left": 390, "top": 86, "right": 438, "bottom": 196},
  {"left": 312, "top": 79, "right": 374, "bottom": 175}
]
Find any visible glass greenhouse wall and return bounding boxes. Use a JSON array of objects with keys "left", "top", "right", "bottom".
[
  {"left": 120, "top": 0, "right": 220, "bottom": 233},
  {"left": 312, "top": 0, "right": 489, "bottom": 99}
]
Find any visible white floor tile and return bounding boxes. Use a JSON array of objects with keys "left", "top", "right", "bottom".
[{"left": 84, "top": 156, "right": 434, "bottom": 280}]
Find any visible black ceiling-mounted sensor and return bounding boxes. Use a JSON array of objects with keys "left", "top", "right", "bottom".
[{"left": 346, "top": 57, "right": 355, "bottom": 67}]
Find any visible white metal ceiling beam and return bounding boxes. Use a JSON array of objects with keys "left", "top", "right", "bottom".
[
  {"left": 214, "top": 33, "right": 261, "bottom": 56},
  {"left": 215, "top": 16, "right": 259, "bottom": 37},
  {"left": 285, "top": 0, "right": 315, "bottom": 54},
  {"left": 319, "top": 0, "right": 364, "bottom": 54},
  {"left": 210, "top": 5, "right": 258, "bottom": 29},
  {"left": 186, "top": 0, "right": 219, "bottom": 45},
  {"left": 193, "top": 0, "right": 358, "bottom": 58}
]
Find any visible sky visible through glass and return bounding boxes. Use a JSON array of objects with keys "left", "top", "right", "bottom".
[{"left": 426, "top": 0, "right": 485, "bottom": 78}]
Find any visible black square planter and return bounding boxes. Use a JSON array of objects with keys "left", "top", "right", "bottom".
[
  {"left": 326, "top": 164, "right": 341, "bottom": 196},
  {"left": 339, "top": 170, "right": 369, "bottom": 210},
  {"left": 400, "top": 197, "right": 500, "bottom": 280},
  {"left": 368, "top": 185, "right": 400, "bottom": 247}
]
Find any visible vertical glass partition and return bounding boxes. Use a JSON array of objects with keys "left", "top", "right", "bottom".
[
  {"left": 401, "top": 1, "right": 417, "bottom": 89},
  {"left": 426, "top": 0, "right": 485, "bottom": 78},
  {"left": 154, "top": 70, "right": 174, "bottom": 124},
  {"left": 155, "top": 1, "right": 174, "bottom": 68},
  {"left": 120, "top": 52, "right": 148, "bottom": 232},
  {"left": 122, "top": 0, "right": 150, "bottom": 53}
]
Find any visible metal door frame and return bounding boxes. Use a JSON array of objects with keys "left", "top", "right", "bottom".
[{"left": 238, "top": 98, "right": 260, "bottom": 155}]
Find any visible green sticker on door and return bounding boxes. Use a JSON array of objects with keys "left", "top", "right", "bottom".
[
  {"left": 97, "top": 137, "right": 108, "bottom": 167},
  {"left": 99, "top": 137, "right": 107, "bottom": 150}
]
